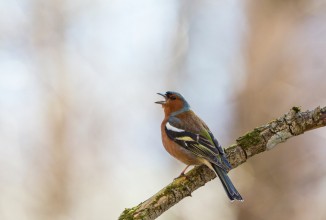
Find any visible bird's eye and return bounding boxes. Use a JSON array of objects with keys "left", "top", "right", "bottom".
[{"left": 170, "top": 96, "right": 176, "bottom": 100}]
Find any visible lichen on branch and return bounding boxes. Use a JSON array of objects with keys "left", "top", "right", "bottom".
[{"left": 119, "top": 106, "right": 326, "bottom": 220}]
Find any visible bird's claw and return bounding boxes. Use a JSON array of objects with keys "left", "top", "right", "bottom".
[{"left": 174, "top": 172, "right": 189, "bottom": 181}]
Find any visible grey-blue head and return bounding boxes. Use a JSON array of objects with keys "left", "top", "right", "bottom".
[{"left": 155, "top": 91, "right": 191, "bottom": 116}]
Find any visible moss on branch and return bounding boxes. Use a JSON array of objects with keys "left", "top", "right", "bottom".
[{"left": 119, "top": 106, "right": 326, "bottom": 220}]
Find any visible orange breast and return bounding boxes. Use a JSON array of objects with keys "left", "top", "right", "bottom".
[{"left": 161, "top": 120, "right": 201, "bottom": 165}]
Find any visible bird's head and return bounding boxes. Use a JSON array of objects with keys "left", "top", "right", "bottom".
[{"left": 155, "top": 91, "right": 190, "bottom": 116}]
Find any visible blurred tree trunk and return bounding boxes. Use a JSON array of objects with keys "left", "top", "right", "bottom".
[
  {"left": 235, "top": 1, "right": 326, "bottom": 220},
  {"left": 31, "top": 0, "right": 71, "bottom": 219}
]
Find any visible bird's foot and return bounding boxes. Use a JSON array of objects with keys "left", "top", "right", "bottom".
[{"left": 174, "top": 172, "right": 191, "bottom": 181}]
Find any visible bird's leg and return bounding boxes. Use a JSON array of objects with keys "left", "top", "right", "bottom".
[
  {"left": 180, "top": 165, "right": 190, "bottom": 176},
  {"left": 174, "top": 165, "right": 190, "bottom": 180}
]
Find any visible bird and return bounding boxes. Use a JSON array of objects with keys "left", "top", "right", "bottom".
[{"left": 155, "top": 91, "right": 243, "bottom": 201}]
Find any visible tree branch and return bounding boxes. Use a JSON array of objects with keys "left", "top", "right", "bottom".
[{"left": 119, "top": 106, "right": 326, "bottom": 220}]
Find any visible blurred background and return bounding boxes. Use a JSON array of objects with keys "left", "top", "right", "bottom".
[{"left": 1, "top": 0, "right": 326, "bottom": 219}]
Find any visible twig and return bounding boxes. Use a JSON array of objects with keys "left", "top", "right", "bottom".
[{"left": 119, "top": 106, "right": 326, "bottom": 220}]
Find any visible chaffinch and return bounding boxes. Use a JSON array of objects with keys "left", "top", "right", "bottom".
[{"left": 155, "top": 91, "right": 243, "bottom": 201}]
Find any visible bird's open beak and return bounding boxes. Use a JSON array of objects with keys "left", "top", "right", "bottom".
[{"left": 155, "top": 93, "right": 167, "bottom": 104}]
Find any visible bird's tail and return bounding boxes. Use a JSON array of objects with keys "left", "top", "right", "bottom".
[{"left": 212, "top": 164, "right": 243, "bottom": 201}]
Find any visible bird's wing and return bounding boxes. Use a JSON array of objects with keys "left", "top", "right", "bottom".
[
  {"left": 196, "top": 117, "right": 226, "bottom": 155},
  {"left": 207, "top": 130, "right": 232, "bottom": 170},
  {"left": 166, "top": 116, "right": 231, "bottom": 171}
]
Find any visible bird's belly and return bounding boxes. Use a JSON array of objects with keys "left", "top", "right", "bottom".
[{"left": 162, "top": 131, "right": 201, "bottom": 165}]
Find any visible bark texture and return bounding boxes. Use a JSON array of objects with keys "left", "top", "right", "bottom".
[{"left": 119, "top": 106, "right": 326, "bottom": 220}]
